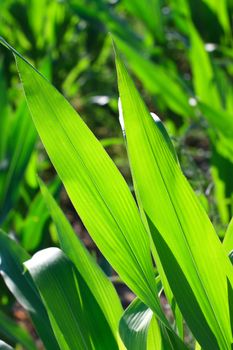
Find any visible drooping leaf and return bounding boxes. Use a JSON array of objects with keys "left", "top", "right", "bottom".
[
  {"left": 24, "top": 248, "right": 119, "bottom": 350},
  {"left": 0, "top": 231, "right": 59, "bottom": 350}
]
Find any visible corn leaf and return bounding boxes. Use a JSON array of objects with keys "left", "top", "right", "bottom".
[
  {"left": 24, "top": 248, "right": 119, "bottom": 350},
  {"left": 119, "top": 297, "right": 153, "bottom": 350},
  {"left": 0, "top": 309, "right": 36, "bottom": 350},
  {"left": 21, "top": 177, "right": 60, "bottom": 251},
  {"left": 0, "top": 231, "right": 59, "bottom": 350},
  {"left": 119, "top": 297, "right": 167, "bottom": 350},
  {"left": 39, "top": 179, "right": 123, "bottom": 346},
  {"left": 0, "top": 39, "right": 166, "bottom": 322},
  {"left": 115, "top": 48, "right": 233, "bottom": 350},
  {"left": 224, "top": 217, "right": 233, "bottom": 256},
  {"left": 120, "top": 101, "right": 184, "bottom": 339}
]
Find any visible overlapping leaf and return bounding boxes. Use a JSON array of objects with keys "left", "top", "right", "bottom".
[{"left": 39, "top": 179, "right": 123, "bottom": 346}]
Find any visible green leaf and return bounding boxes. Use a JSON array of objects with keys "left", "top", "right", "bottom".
[
  {"left": 147, "top": 315, "right": 164, "bottom": 350},
  {"left": 39, "top": 179, "right": 124, "bottom": 347},
  {"left": 21, "top": 177, "right": 60, "bottom": 251},
  {"left": 0, "top": 101, "right": 36, "bottom": 223},
  {"left": 120, "top": 100, "right": 184, "bottom": 339},
  {"left": 0, "top": 231, "right": 59, "bottom": 350},
  {"left": 210, "top": 147, "right": 233, "bottom": 225},
  {"left": 0, "top": 309, "right": 36, "bottom": 350},
  {"left": 189, "top": 24, "right": 221, "bottom": 109},
  {"left": 119, "top": 298, "right": 169, "bottom": 350},
  {"left": 24, "top": 248, "right": 119, "bottom": 350},
  {"left": 2, "top": 39, "right": 165, "bottom": 322},
  {"left": 224, "top": 217, "right": 233, "bottom": 256},
  {"left": 115, "top": 47, "right": 233, "bottom": 350},
  {"left": 119, "top": 298, "right": 154, "bottom": 350}
]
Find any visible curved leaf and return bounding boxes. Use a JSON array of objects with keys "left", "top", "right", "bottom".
[
  {"left": 25, "top": 248, "right": 119, "bottom": 350},
  {"left": 39, "top": 179, "right": 124, "bottom": 347},
  {"left": 0, "top": 231, "right": 59, "bottom": 350}
]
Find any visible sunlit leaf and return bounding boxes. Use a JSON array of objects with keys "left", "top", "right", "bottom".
[{"left": 115, "top": 46, "right": 233, "bottom": 350}]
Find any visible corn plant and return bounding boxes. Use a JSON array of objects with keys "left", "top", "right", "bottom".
[{"left": 0, "top": 38, "right": 232, "bottom": 350}]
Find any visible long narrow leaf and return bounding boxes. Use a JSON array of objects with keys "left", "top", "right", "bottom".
[
  {"left": 115, "top": 47, "right": 233, "bottom": 350},
  {"left": 39, "top": 179, "right": 124, "bottom": 346}
]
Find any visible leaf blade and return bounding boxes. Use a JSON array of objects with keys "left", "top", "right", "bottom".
[
  {"left": 24, "top": 248, "right": 119, "bottom": 350},
  {"left": 115, "top": 47, "right": 233, "bottom": 350}
]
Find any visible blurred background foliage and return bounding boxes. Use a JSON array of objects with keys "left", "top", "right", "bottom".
[{"left": 0, "top": 0, "right": 233, "bottom": 346}]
